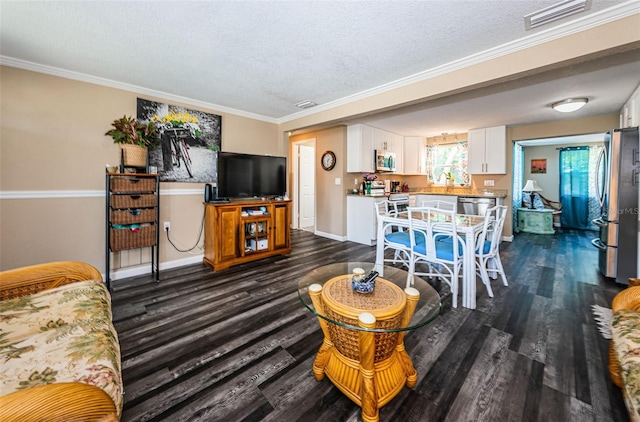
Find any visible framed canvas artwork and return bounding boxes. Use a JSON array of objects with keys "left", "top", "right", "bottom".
[
  {"left": 531, "top": 158, "right": 547, "bottom": 174},
  {"left": 137, "top": 98, "right": 222, "bottom": 183}
]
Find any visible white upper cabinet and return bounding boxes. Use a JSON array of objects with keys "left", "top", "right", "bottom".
[
  {"left": 403, "top": 136, "right": 426, "bottom": 175},
  {"left": 347, "top": 124, "right": 403, "bottom": 173},
  {"left": 372, "top": 128, "right": 387, "bottom": 151},
  {"left": 620, "top": 84, "right": 640, "bottom": 128},
  {"left": 467, "top": 125, "right": 506, "bottom": 174},
  {"left": 389, "top": 132, "right": 403, "bottom": 174},
  {"left": 347, "top": 124, "right": 375, "bottom": 173}
]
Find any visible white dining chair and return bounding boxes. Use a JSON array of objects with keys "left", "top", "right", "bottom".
[
  {"left": 475, "top": 205, "right": 508, "bottom": 297},
  {"left": 420, "top": 199, "right": 457, "bottom": 213},
  {"left": 407, "top": 206, "right": 464, "bottom": 308},
  {"left": 389, "top": 195, "right": 410, "bottom": 215},
  {"left": 374, "top": 200, "right": 411, "bottom": 268}
]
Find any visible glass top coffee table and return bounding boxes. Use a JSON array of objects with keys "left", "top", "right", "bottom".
[{"left": 297, "top": 262, "right": 441, "bottom": 422}]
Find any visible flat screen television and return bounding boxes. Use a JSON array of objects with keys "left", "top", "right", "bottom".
[{"left": 217, "top": 152, "right": 287, "bottom": 199}]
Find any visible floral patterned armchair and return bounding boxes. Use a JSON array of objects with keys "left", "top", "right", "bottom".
[{"left": 0, "top": 262, "right": 122, "bottom": 421}]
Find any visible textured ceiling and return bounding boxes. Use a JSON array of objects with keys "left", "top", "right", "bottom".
[{"left": 1, "top": 0, "right": 639, "bottom": 137}]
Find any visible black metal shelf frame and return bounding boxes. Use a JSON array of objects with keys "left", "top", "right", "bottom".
[{"left": 105, "top": 173, "right": 160, "bottom": 291}]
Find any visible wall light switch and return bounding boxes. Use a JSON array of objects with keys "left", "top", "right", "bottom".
[
  {"left": 335, "top": 178, "right": 341, "bottom": 185},
  {"left": 484, "top": 180, "right": 495, "bottom": 187}
]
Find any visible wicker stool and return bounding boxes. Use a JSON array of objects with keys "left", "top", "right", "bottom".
[{"left": 309, "top": 275, "right": 420, "bottom": 422}]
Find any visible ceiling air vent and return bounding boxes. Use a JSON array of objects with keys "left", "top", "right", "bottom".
[
  {"left": 294, "top": 100, "right": 318, "bottom": 109},
  {"left": 524, "top": 0, "right": 592, "bottom": 30}
]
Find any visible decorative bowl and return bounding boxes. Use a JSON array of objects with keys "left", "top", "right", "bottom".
[{"left": 351, "top": 268, "right": 375, "bottom": 294}]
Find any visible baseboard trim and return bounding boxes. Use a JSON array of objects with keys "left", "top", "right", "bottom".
[
  {"left": 314, "top": 230, "right": 347, "bottom": 242},
  {"left": 106, "top": 254, "right": 204, "bottom": 280}
]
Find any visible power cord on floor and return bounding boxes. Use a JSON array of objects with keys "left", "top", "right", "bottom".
[{"left": 165, "top": 207, "right": 206, "bottom": 253}]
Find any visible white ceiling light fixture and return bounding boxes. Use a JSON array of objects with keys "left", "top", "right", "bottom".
[
  {"left": 551, "top": 97, "right": 589, "bottom": 112},
  {"left": 294, "top": 100, "right": 318, "bottom": 109},
  {"left": 524, "top": 0, "right": 592, "bottom": 30}
]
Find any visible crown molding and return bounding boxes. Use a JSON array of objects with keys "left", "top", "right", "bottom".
[
  {"left": 277, "top": 1, "right": 640, "bottom": 124},
  {"left": 0, "top": 56, "right": 278, "bottom": 125}
]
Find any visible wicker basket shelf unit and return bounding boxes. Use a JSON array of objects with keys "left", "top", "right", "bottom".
[{"left": 105, "top": 173, "right": 160, "bottom": 290}]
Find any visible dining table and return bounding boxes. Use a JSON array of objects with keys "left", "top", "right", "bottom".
[{"left": 375, "top": 210, "right": 487, "bottom": 309}]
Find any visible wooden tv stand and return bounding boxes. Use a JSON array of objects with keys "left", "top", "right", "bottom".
[{"left": 203, "top": 199, "right": 292, "bottom": 271}]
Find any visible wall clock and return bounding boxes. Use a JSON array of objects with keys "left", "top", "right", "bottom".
[{"left": 321, "top": 151, "right": 336, "bottom": 171}]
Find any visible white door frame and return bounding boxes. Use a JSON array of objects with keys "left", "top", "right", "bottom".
[{"left": 292, "top": 138, "right": 316, "bottom": 230}]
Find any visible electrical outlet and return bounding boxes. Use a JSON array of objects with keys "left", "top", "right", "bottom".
[
  {"left": 163, "top": 221, "right": 171, "bottom": 231},
  {"left": 484, "top": 180, "right": 495, "bottom": 187}
]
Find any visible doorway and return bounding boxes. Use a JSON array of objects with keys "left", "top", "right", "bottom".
[
  {"left": 513, "top": 133, "right": 605, "bottom": 231},
  {"left": 292, "top": 139, "right": 316, "bottom": 232}
]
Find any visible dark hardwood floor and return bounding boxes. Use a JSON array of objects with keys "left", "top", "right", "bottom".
[{"left": 111, "top": 228, "right": 628, "bottom": 421}]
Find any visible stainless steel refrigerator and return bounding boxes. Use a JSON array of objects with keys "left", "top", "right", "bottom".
[{"left": 592, "top": 127, "right": 639, "bottom": 284}]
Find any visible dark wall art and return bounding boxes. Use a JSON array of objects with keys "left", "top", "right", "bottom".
[{"left": 137, "top": 98, "right": 221, "bottom": 183}]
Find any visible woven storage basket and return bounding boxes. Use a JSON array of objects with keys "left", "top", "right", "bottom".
[
  {"left": 110, "top": 177, "right": 155, "bottom": 193},
  {"left": 110, "top": 208, "right": 156, "bottom": 225},
  {"left": 110, "top": 225, "right": 155, "bottom": 251},
  {"left": 111, "top": 194, "right": 156, "bottom": 209},
  {"left": 119, "top": 144, "right": 147, "bottom": 167}
]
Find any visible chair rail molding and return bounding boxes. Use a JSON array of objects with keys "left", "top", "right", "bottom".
[{"left": 0, "top": 189, "right": 202, "bottom": 200}]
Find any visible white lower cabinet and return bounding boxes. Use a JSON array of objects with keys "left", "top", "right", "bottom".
[{"left": 347, "top": 196, "right": 386, "bottom": 245}]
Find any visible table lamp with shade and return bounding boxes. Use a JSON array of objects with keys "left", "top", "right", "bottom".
[{"left": 523, "top": 179, "right": 543, "bottom": 209}]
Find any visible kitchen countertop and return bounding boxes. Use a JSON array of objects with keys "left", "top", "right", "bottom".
[{"left": 346, "top": 187, "right": 508, "bottom": 199}]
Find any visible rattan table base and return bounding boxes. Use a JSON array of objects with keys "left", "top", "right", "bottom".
[{"left": 309, "top": 275, "right": 420, "bottom": 422}]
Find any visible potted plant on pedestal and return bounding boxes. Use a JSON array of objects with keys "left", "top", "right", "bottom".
[{"left": 105, "top": 115, "right": 160, "bottom": 168}]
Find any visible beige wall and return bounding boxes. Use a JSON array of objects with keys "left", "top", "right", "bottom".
[
  {"left": 0, "top": 66, "right": 279, "bottom": 272},
  {"left": 290, "top": 126, "right": 347, "bottom": 236},
  {"left": 510, "top": 114, "right": 619, "bottom": 142}
]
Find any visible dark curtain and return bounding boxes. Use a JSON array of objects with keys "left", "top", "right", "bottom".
[{"left": 559, "top": 146, "right": 590, "bottom": 229}]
